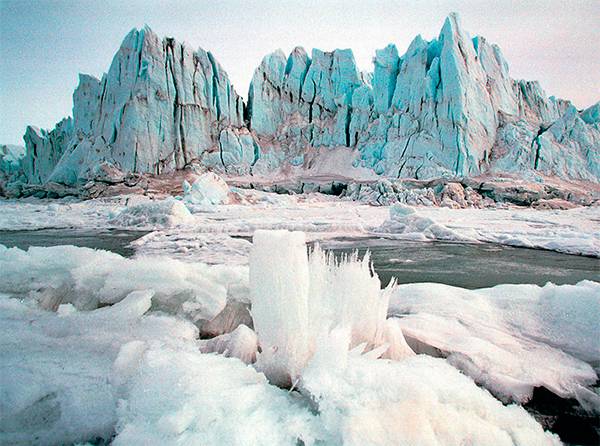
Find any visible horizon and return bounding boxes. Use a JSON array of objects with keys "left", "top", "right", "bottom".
[{"left": 1, "top": 0, "right": 599, "bottom": 146}]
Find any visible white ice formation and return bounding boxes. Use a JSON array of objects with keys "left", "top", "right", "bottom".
[{"left": 182, "top": 171, "right": 230, "bottom": 206}]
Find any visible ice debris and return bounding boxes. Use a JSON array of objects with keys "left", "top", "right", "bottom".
[
  {"left": 389, "top": 281, "right": 600, "bottom": 407},
  {"left": 109, "top": 197, "right": 193, "bottom": 228},
  {"left": 183, "top": 172, "right": 230, "bottom": 206}
]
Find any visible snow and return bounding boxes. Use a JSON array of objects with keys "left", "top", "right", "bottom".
[
  {"left": 388, "top": 281, "right": 600, "bottom": 406},
  {"left": 182, "top": 172, "right": 230, "bottom": 207}
]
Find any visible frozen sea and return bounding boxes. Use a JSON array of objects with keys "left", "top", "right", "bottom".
[{"left": 0, "top": 192, "right": 599, "bottom": 445}]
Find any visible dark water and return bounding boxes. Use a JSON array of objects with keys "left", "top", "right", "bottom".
[
  {"left": 0, "top": 229, "right": 148, "bottom": 257},
  {"left": 1, "top": 230, "right": 597, "bottom": 288},
  {"left": 322, "top": 238, "right": 599, "bottom": 289}
]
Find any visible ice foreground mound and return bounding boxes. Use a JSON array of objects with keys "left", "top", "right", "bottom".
[
  {"left": 11, "top": 13, "right": 599, "bottom": 193},
  {"left": 112, "top": 333, "right": 560, "bottom": 446},
  {"left": 113, "top": 230, "right": 560, "bottom": 445},
  {"left": 0, "top": 291, "right": 199, "bottom": 446},
  {"left": 389, "top": 281, "right": 600, "bottom": 407},
  {"left": 0, "top": 233, "right": 569, "bottom": 445}
]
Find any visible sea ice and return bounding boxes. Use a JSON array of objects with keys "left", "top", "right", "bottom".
[
  {"left": 0, "top": 229, "right": 578, "bottom": 445},
  {"left": 376, "top": 203, "right": 475, "bottom": 241},
  {"left": 111, "top": 341, "right": 321, "bottom": 446},
  {"left": 0, "top": 244, "right": 248, "bottom": 321},
  {"left": 1, "top": 192, "right": 597, "bottom": 257},
  {"left": 109, "top": 197, "right": 194, "bottom": 228},
  {"left": 301, "top": 329, "right": 561, "bottom": 446},
  {"left": 0, "top": 291, "right": 198, "bottom": 445},
  {"left": 389, "top": 281, "right": 600, "bottom": 406}
]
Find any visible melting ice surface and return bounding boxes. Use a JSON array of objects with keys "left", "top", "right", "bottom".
[{"left": 1, "top": 229, "right": 598, "bottom": 445}]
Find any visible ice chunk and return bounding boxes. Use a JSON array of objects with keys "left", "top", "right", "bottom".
[
  {"left": 109, "top": 197, "right": 193, "bottom": 228},
  {"left": 250, "top": 230, "right": 404, "bottom": 386},
  {"left": 388, "top": 281, "right": 600, "bottom": 404},
  {"left": 250, "top": 230, "right": 312, "bottom": 386},
  {"left": 0, "top": 292, "right": 198, "bottom": 446},
  {"left": 199, "top": 324, "right": 258, "bottom": 364},
  {"left": 112, "top": 342, "right": 321, "bottom": 446},
  {"left": 377, "top": 203, "right": 474, "bottom": 242},
  {"left": 307, "top": 244, "right": 390, "bottom": 349},
  {"left": 300, "top": 328, "right": 561, "bottom": 446},
  {"left": 198, "top": 300, "right": 253, "bottom": 338},
  {"left": 130, "top": 230, "right": 253, "bottom": 265},
  {"left": 183, "top": 172, "right": 230, "bottom": 206},
  {"left": 380, "top": 318, "right": 416, "bottom": 360},
  {"left": 0, "top": 244, "right": 239, "bottom": 321},
  {"left": 111, "top": 324, "right": 559, "bottom": 445}
]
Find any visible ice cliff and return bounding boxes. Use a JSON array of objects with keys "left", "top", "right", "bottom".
[
  {"left": 21, "top": 26, "right": 253, "bottom": 187},
  {"left": 249, "top": 13, "right": 599, "bottom": 181},
  {"left": 11, "top": 14, "right": 600, "bottom": 191}
]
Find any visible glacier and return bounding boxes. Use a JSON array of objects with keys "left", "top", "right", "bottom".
[
  {"left": 1, "top": 13, "right": 598, "bottom": 199},
  {"left": 17, "top": 26, "right": 251, "bottom": 190},
  {"left": 248, "top": 14, "right": 598, "bottom": 182}
]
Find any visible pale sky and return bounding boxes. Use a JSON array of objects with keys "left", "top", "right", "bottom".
[{"left": 1, "top": 0, "right": 599, "bottom": 146}]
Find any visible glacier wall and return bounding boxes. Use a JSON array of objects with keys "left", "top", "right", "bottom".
[
  {"left": 22, "top": 26, "right": 255, "bottom": 186},
  {"left": 248, "top": 13, "right": 599, "bottom": 181},
  {"left": 15, "top": 14, "right": 600, "bottom": 188}
]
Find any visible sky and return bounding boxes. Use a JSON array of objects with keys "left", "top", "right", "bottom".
[{"left": 1, "top": 0, "right": 599, "bottom": 146}]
